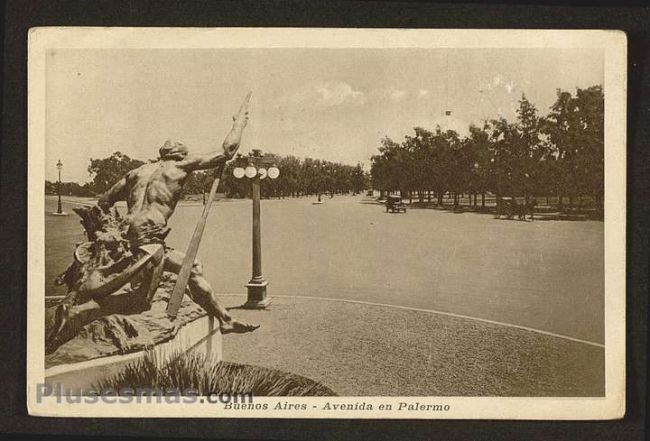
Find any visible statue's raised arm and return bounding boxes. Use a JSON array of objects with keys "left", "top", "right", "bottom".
[{"left": 180, "top": 92, "right": 252, "bottom": 172}]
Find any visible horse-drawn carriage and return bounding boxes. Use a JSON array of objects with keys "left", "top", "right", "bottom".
[
  {"left": 385, "top": 195, "right": 407, "bottom": 213},
  {"left": 496, "top": 197, "right": 537, "bottom": 221}
]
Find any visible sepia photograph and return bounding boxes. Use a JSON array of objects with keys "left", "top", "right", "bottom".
[{"left": 26, "top": 27, "right": 626, "bottom": 419}]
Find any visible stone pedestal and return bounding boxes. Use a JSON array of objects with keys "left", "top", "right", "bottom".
[
  {"left": 44, "top": 273, "right": 223, "bottom": 392},
  {"left": 243, "top": 280, "right": 271, "bottom": 309},
  {"left": 44, "top": 314, "right": 222, "bottom": 392}
]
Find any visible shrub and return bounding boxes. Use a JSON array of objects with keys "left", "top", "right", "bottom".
[{"left": 94, "top": 350, "right": 336, "bottom": 396}]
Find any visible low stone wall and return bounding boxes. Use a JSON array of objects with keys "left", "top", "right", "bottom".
[{"left": 45, "top": 314, "right": 222, "bottom": 391}]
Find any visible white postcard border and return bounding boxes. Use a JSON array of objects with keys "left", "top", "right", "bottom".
[{"left": 27, "top": 27, "right": 626, "bottom": 419}]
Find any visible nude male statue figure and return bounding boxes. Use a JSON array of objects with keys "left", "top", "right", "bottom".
[{"left": 97, "top": 102, "right": 258, "bottom": 334}]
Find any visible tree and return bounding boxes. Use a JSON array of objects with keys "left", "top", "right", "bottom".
[
  {"left": 180, "top": 170, "right": 207, "bottom": 194},
  {"left": 350, "top": 163, "right": 367, "bottom": 194},
  {"left": 465, "top": 123, "right": 492, "bottom": 207},
  {"left": 440, "top": 128, "right": 465, "bottom": 207},
  {"left": 483, "top": 96, "right": 546, "bottom": 202},
  {"left": 516, "top": 95, "right": 549, "bottom": 201},
  {"left": 403, "top": 127, "right": 435, "bottom": 203},
  {"left": 370, "top": 136, "right": 411, "bottom": 197},
  {"left": 368, "top": 85, "right": 603, "bottom": 215},
  {"left": 276, "top": 155, "right": 302, "bottom": 197},
  {"left": 87, "top": 152, "right": 144, "bottom": 194},
  {"left": 543, "top": 86, "right": 604, "bottom": 211}
]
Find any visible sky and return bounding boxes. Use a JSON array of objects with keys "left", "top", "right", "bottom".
[{"left": 45, "top": 48, "right": 603, "bottom": 183}]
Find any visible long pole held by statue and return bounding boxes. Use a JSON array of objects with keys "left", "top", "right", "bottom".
[{"left": 166, "top": 91, "right": 252, "bottom": 318}]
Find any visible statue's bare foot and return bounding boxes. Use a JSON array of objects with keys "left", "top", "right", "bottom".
[{"left": 220, "top": 319, "right": 260, "bottom": 334}]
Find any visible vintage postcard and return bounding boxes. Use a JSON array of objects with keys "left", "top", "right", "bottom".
[{"left": 27, "top": 27, "right": 626, "bottom": 419}]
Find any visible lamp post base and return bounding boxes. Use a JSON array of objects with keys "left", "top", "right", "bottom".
[
  {"left": 243, "top": 280, "right": 271, "bottom": 309},
  {"left": 51, "top": 211, "right": 69, "bottom": 216}
]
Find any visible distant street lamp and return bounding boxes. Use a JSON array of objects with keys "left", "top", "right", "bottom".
[
  {"left": 52, "top": 159, "right": 68, "bottom": 216},
  {"left": 314, "top": 163, "right": 326, "bottom": 204},
  {"left": 232, "top": 149, "right": 280, "bottom": 309}
]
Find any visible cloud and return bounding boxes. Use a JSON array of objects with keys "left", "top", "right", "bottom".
[
  {"left": 390, "top": 89, "right": 406, "bottom": 102},
  {"left": 388, "top": 88, "right": 407, "bottom": 102},
  {"left": 291, "top": 81, "right": 366, "bottom": 107},
  {"left": 480, "top": 75, "right": 517, "bottom": 95},
  {"left": 371, "top": 87, "right": 408, "bottom": 103}
]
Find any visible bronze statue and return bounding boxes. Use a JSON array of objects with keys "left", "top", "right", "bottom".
[{"left": 46, "top": 95, "right": 259, "bottom": 353}]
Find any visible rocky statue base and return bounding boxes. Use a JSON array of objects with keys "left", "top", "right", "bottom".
[
  {"left": 43, "top": 204, "right": 224, "bottom": 391},
  {"left": 45, "top": 272, "right": 222, "bottom": 390}
]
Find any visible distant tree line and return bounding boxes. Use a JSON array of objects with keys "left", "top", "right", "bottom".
[
  {"left": 220, "top": 157, "right": 368, "bottom": 199},
  {"left": 370, "top": 86, "right": 604, "bottom": 212},
  {"left": 45, "top": 180, "right": 95, "bottom": 197},
  {"left": 47, "top": 151, "right": 369, "bottom": 200},
  {"left": 179, "top": 157, "right": 368, "bottom": 199}
]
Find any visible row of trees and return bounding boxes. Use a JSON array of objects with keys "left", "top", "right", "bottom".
[
  {"left": 219, "top": 157, "right": 368, "bottom": 199},
  {"left": 370, "top": 86, "right": 604, "bottom": 211},
  {"left": 53, "top": 151, "right": 369, "bottom": 200},
  {"left": 45, "top": 180, "right": 94, "bottom": 197}
]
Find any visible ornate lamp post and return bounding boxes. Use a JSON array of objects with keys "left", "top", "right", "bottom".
[
  {"left": 232, "top": 149, "right": 280, "bottom": 309},
  {"left": 52, "top": 159, "right": 67, "bottom": 216}
]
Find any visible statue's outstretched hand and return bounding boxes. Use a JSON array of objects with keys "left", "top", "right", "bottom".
[
  {"left": 232, "top": 91, "right": 252, "bottom": 128},
  {"left": 232, "top": 111, "right": 249, "bottom": 126},
  {"left": 223, "top": 91, "right": 252, "bottom": 158}
]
